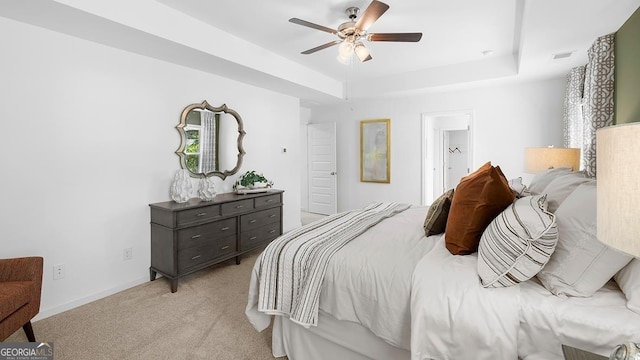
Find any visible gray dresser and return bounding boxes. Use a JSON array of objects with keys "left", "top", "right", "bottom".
[{"left": 149, "top": 190, "right": 283, "bottom": 292}]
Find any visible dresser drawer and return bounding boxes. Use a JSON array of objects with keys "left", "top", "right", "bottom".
[
  {"left": 178, "top": 234, "right": 236, "bottom": 273},
  {"left": 176, "top": 204, "right": 220, "bottom": 226},
  {"left": 241, "top": 207, "right": 281, "bottom": 232},
  {"left": 221, "top": 199, "right": 253, "bottom": 216},
  {"left": 177, "top": 218, "right": 237, "bottom": 251},
  {"left": 254, "top": 194, "right": 281, "bottom": 208},
  {"left": 240, "top": 222, "right": 281, "bottom": 251}
]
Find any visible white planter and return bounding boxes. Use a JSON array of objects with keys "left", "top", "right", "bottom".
[{"left": 198, "top": 177, "right": 217, "bottom": 201}]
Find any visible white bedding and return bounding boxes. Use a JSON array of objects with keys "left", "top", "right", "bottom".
[
  {"left": 247, "top": 205, "right": 640, "bottom": 360},
  {"left": 247, "top": 206, "right": 436, "bottom": 350},
  {"left": 518, "top": 278, "right": 640, "bottom": 359},
  {"left": 319, "top": 206, "right": 437, "bottom": 349},
  {"left": 411, "top": 235, "right": 521, "bottom": 360}
]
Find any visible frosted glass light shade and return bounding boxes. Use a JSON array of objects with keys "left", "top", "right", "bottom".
[
  {"left": 524, "top": 147, "right": 580, "bottom": 173},
  {"left": 353, "top": 42, "right": 370, "bottom": 62},
  {"left": 597, "top": 123, "right": 640, "bottom": 258},
  {"left": 337, "top": 41, "right": 353, "bottom": 64}
]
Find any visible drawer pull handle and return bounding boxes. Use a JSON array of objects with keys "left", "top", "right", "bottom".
[
  {"left": 269, "top": 214, "right": 276, "bottom": 218},
  {"left": 249, "top": 236, "right": 257, "bottom": 241},
  {"left": 221, "top": 227, "right": 230, "bottom": 231},
  {"left": 266, "top": 199, "right": 273, "bottom": 202},
  {"left": 269, "top": 230, "right": 276, "bottom": 234},
  {"left": 221, "top": 245, "right": 230, "bottom": 250},
  {"left": 191, "top": 234, "right": 201, "bottom": 239},
  {"left": 196, "top": 213, "right": 207, "bottom": 217},
  {"left": 191, "top": 255, "right": 202, "bottom": 260},
  {"left": 236, "top": 205, "right": 243, "bottom": 209},
  {"left": 249, "top": 219, "right": 257, "bottom": 223}
]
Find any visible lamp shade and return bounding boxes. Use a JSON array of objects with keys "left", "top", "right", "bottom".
[
  {"left": 597, "top": 123, "right": 640, "bottom": 258},
  {"left": 524, "top": 147, "right": 580, "bottom": 173}
]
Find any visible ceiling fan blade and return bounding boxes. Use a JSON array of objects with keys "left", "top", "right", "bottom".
[
  {"left": 289, "top": 18, "right": 337, "bottom": 35},
  {"left": 355, "top": 0, "right": 390, "bottom": 31},
  {"left": 368, "top": 32, "right": 423, "bottom": 42},
  {"left": 301, "top": 40, "right": 342, "bottom": 55}
]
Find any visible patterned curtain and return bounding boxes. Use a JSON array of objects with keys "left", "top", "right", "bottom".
[
  {"left": 582, "top": 34, "right": 616, "bottom": 177},
  {"left": 199, "top": 111, "right": 217, "bottom": 174},
  {"left": 563, "top": 66, "right": 586, "bottom": 169}
]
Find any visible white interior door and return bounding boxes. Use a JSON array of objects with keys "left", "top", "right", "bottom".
[{"left": 308, "top": 123, "right": 337, "bottom": 215}]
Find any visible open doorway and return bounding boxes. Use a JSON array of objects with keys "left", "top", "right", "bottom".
[{"left": 421, "top": 111, "right": 473, "bottom": 205}]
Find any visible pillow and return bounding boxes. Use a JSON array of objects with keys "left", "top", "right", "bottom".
[
  {"left": 528, "top": 167, "right": 573, "bottom": 195},
  {"left": 478, "top": 195, "right": 558, "bottom": 288},
  {"left": 445, "top": 162, "right": 515, "bottom": 255},
  {"left": 424, "top": 189, "right": 454, "bottom": 236},
  {"left": 614, "top": 259, "right": 640, "bottom": 315},
  {"left": 541, "top": 172, "right": 593, "bottom": 212},
  {"left": 537, "top": 183, "right": 633, "bottom": 297},
  {"left": 508, "top": 177, "right": 531, "bottom": 198}
]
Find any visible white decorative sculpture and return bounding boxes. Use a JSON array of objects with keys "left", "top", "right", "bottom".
[
  {"left": 170, "top": 169, "right": 192, "bottom": 203},
  {"left": 198, "top": 176, "right": 217, "bottom": 201}
]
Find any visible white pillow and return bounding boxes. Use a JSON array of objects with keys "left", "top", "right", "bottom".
[
  {"left": 478, "top": 195, "right": 558, "bottom": 288},
  {"left": 528, "top": 167, "right": 573, "bottom": 195},
  {"left": 541, "top": 173, "right": 593, "bottom": 213},
  {"left": 614, "top": 258, "right": 640, "bottom": 314},
  {"left": 537, "top": 183, "right": 633, "bottom": 297}
]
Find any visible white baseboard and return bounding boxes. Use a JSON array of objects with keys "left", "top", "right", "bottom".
[{"left": 34, "top": 275, "right": 149, "bottom": 321}]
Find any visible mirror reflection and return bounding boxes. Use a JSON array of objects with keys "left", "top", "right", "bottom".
[{"left": 176, "top": 101, "right": 245, "bottom": 179}]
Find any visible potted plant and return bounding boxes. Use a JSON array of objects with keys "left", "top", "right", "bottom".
[{"left": 237, "top": 170, "right": 271, "bottom": 189}]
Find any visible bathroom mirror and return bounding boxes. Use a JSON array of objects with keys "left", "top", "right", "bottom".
[{"left": 175, "top": 100, "right": 246, "bottom": 179}]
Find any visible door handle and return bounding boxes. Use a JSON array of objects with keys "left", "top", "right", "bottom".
[{"left": 330, "top": 172, "right": 337, "bottom": 175}]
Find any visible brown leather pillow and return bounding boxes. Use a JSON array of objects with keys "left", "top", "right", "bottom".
[
  {"left": 423, "top": 189, "right": 454, "bottom": 236},
  {"left": 445, "top": 162, "right": 515, "bottom": 255}
]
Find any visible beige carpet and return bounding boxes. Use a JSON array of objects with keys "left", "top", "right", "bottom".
[{"left": 6, "top": 249, "right": 285, "bottom": 360}]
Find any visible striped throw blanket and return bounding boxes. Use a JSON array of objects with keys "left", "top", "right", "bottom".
[{"left": 257, "top": 202, "right": 410, "bottom": 327}]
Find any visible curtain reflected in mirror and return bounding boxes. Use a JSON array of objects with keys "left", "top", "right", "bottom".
[{"left": 176, "top": 101, "right": 245, "bottom": 180}]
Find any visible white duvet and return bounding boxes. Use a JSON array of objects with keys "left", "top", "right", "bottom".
[
  {"left": 247, "top": 206, "right": 437, "bottom": 349},
  {"left": 410, "top": 236, "right": 520, "bottom": 360}
]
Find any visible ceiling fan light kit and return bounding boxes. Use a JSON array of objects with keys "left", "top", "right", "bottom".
[{"left": 289, "top": 0, "right": 422, "bottom": 64}]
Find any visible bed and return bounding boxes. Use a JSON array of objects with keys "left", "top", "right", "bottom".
[{"left": 246, "top": 164, "right": 640, "bottom": 360}]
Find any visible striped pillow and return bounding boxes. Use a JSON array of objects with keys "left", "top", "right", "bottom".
[
  {"left": 477, "top": 195, "right": 558, "bottom": 288},
  {"left": 423, "top": 189, "right": 454, "bottom": 236}
]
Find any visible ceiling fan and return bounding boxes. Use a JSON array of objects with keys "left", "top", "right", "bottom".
[{"left": 289, "top": 0, "right": 422, "bottom": 63}]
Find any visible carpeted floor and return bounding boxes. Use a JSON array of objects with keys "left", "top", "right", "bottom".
[{"left": 6, "top": 250, "right": 284, "bottom": 360}]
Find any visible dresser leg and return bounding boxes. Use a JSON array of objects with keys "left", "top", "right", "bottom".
[
  {"left": 150, "top": 268, "right": 157, "bottom": 281},
  {"left": 170, "top": 279, "right": 178, "bottom": 293},
  {"left": 235, "top": 256, "right": 241, "bottom": 265}
]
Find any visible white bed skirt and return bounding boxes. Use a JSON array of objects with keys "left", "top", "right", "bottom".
[{"left": 271, "top": 311, "right": 410, "bottom": 360}]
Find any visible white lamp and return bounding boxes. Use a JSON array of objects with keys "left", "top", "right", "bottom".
[
  {"left": 524, "top": 147, "right": 581, "bottom": 173},
  {"left": 597, "top": 123, "right": 640, "bottom": 360},
  {"left": 596, "top": 123, "right": 640, "bottom": 258}
]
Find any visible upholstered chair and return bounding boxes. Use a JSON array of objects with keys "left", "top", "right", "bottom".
[{"left": 0, "top": 257, "right": 44, "bottom": 342}]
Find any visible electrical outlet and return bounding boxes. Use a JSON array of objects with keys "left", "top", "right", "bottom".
[
  {"left": 123, "top": 248, "right": 132, "bottom": 261},
  {"left": 53, "top": 264, "right": 65, "bottom": 280}
]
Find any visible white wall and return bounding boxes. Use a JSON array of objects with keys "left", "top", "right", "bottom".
[
  {"left": 309, "top": 78, "right": 566, "bottom": 211},
  {"left": 0, "top": 17, "right": 300, "bottom": 319}
]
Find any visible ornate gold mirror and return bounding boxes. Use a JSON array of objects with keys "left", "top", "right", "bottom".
[{"left": 175, "top": 101, "right": 246, "bottom": 179}]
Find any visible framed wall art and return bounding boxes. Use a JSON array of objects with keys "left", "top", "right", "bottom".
[{"left": 360, "top": 118, "right": 390, "bottom": 183}]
